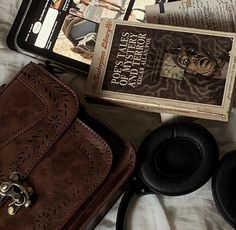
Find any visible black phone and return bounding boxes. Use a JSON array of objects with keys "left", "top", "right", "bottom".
[{"left": 7, "top": 0, "right": 134, "bottom": 75}]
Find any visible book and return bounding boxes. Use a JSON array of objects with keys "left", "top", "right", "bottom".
[
  {"left": 86, "top": 19, "right": 236, "bottom": 121},
  {"left": 144, "top": 0, "right": 236, "bottom": 122}
]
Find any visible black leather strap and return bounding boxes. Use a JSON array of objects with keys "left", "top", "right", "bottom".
[
  {"left": 116, "top": 176, "right": 151, "bottom": 230},
  {"left": 116, "top": 184, "right": 136, "bottom": 230}
]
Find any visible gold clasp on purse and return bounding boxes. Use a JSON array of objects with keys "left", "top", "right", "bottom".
[{"left": 0, "top": 172, "right": 33, "bottom": 215}]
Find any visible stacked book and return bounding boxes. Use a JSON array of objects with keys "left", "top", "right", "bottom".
[{"left": 86, "top": 0, "right": 236, "bottom": 121}]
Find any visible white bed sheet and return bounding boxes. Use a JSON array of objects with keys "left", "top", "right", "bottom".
[{"left": 0, "top": 1, "right": 235, "bottom": 229}]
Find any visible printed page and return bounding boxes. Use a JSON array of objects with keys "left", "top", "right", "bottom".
[{"left": 145, "top": 0, "right": 236, "bottom": 32}]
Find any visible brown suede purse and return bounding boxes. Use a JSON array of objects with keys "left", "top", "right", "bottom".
[{"left": 0, "top": 62, "right": 135, "bottom": 230}]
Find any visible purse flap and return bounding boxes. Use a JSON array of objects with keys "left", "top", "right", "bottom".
[
  {"left": 0, "top": 118, "right": 113, "bottom": 230},
  {"left": 0, "top": 62, "right": 79, "bottom": 179},
  {"left": 0, "top": 63, "right": 113, "bottom": 229}
]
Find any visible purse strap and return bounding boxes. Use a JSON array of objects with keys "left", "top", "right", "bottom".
[
  {"left": 116, "top": 185, "right": 136, "bottom": 230},
  {"left": 116, "top": 176, "right": 150, "bottom": 230}
]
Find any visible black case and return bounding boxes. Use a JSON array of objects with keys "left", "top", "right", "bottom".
[{"left": 7, "top": 0, "right": 135, "bottom": 75}]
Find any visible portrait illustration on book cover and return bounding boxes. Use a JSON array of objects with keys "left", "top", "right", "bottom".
[
  {"left": 86, "top": 19, "right": 236, "bottom": 121},
  {"left": 101, "top": 24, "right": 232, "bottom": 106}
]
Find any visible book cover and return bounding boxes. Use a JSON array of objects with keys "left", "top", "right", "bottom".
[{"left": 86, "top": 19, "right": 236, "bottom": 121}]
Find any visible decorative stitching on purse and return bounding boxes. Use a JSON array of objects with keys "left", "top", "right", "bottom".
[
  {"left": 19, "top": 63, "right": 79, "bottom": 178},
  {"left": 0, "top": 63, "right": 79, "bottom": 181},
  {"left": 58, "top": 109, "right": 136, "bottom": 229},
  {"left": 57, "top": 119, "right": 113, "bottom": 229},
  {"left": 27, "top": 118, "right": 112, "bottom": 229},
  {"left": 0, "top": 74, "right": 48, "bottom": 151},
  {"left": 82, "top": 107, "right": 135, "bottom": 165}
]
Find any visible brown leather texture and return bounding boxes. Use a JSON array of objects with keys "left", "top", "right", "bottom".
[
  {"left": 0, "top": 63, "right": 135, "bottom": 229},
  {"left": 71, "top": 108, "right": 136, "bottom": 230}
]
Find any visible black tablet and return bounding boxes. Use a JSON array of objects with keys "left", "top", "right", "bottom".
[{"left": 7, "top": 0, "right": 136, "bottom": 75}]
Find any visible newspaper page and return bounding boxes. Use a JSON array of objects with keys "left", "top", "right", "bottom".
[{"left": 145, "top": 0, "right": 236, "bottom": 32}]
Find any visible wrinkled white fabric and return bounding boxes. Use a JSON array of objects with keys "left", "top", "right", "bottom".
[{"left": 0, "top": 1, "right": 235, "bottom": 230}]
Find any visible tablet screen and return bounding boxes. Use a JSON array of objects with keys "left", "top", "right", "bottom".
[{"left": 20, "top": 0, "right": 132, "bottom": 67}]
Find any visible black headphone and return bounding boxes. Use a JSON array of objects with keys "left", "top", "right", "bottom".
[{"left": 116, "top": 121, "right": 236, "bottom": 229}]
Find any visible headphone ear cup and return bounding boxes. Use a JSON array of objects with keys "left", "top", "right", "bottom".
[
  {"left": 138, "top": 122, "right": 219, "bottom": 196},
  {"left": 212, "top": 150, "right": 236, "bottom": 228}
]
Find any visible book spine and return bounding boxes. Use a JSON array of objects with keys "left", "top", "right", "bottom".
[{"left": 85, "top": 96, "right": 228, "bottom": 122}]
